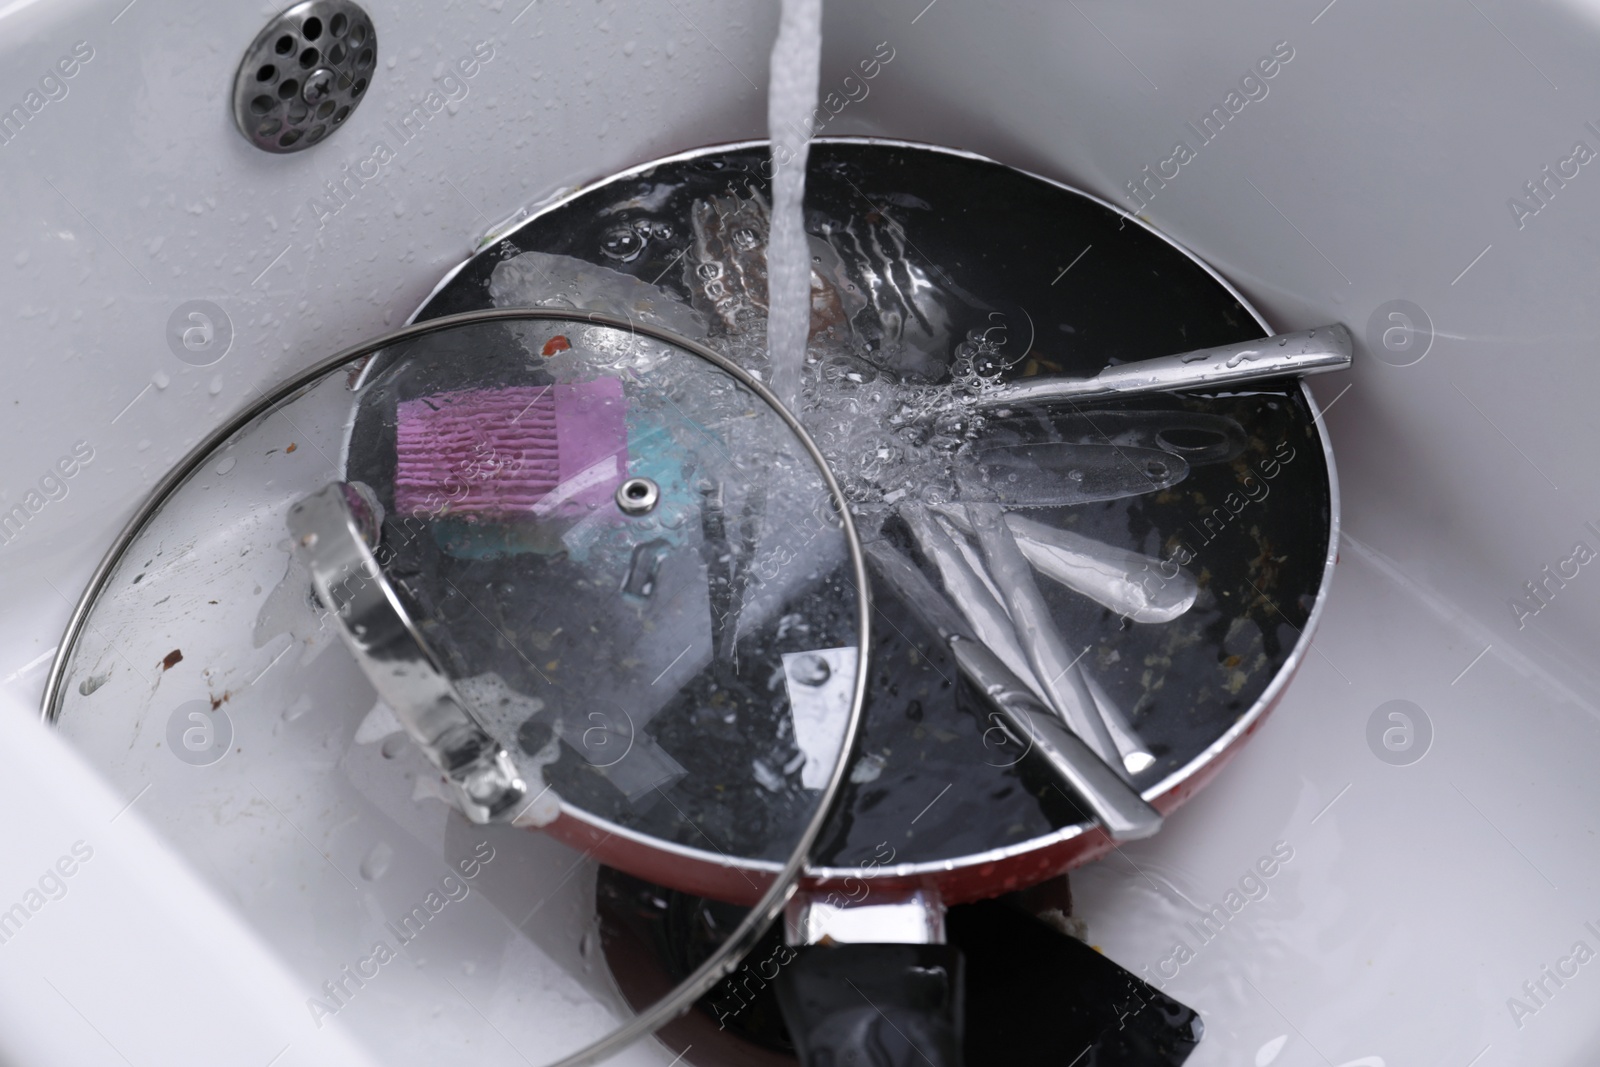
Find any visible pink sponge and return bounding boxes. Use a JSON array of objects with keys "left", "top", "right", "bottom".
[{"left": 394, "top": 378, "right": 627, "bottom": 520}]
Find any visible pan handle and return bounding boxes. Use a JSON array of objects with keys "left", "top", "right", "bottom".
[
  {"left": 776, "top": 943, "right": 965, "bottom": 1067},
  {"left": 776, "top": 890, "right": 965, "bottom": 1067}
]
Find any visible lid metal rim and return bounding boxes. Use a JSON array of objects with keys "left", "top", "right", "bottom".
[{"left": 39, "top": 306, "right": 872, "bottom": 1067}]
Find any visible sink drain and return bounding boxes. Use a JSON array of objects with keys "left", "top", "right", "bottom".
[{"left": 231, "top": 0, "right": 377, "bottom": 154}]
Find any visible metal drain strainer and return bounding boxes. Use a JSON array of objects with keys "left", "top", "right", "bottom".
[{"left": 231, "top": 0, "right": 376, "bottom": 154}]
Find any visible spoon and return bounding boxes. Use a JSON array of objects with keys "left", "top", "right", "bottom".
[{"left": 970, "top": 325, "right": 1351, "bottom": 411}]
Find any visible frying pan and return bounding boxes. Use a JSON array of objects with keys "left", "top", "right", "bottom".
[
  {"left": 413, "top": 137, "right": 1338, "bottom": 895},
  {"left": 408, "top": 138, "right": 1339, "bottom": 1062}
]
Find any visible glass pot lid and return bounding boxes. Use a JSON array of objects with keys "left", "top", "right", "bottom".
[{"left": 43, "top": 308, "right": 869, "bottom": 1067}]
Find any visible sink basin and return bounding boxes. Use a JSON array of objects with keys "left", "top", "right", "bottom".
[{"left": 4, "top": 0, "right": 1600, "bottom": 1064}]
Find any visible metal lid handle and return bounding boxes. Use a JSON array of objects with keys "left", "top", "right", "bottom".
[{"left": 287, "top": 482, "right": 527, "bottom": 824}]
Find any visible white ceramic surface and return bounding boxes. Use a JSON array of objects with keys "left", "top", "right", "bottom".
[
  {"left": 0, "top": 689, "right": 387, "bottom": 1067},
  {"left": 3, "top": 0, "right": 1599, "bottom": 1063}
]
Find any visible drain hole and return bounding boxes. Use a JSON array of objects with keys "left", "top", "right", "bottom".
[{"left": 236, "top": 2, "right": 375, "bottom": 152}]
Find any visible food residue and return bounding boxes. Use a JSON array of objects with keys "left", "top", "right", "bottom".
[
  {"left": 286, "top": 443, "right": 298, "bottom": 453},
  {"left": 542, "top": 335, "right": 571, "bottom": 356},
  {"left": 161, "top": 649, "right": 183, "bottom": 670}
]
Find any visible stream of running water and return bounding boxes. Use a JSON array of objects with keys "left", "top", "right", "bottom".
[{"left": 764, "top": 0, "right": 823, "bottom": 414}]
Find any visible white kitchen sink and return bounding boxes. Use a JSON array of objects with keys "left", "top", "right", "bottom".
[{"left": 3, "top": 0, "right": 1599, "bottom": 1064}]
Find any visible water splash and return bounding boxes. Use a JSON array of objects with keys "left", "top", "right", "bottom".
[{"left": 765, "top": 0, "right": 823, "bottom": 412}]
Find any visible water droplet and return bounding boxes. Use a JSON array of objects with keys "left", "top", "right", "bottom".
[
  {"left": 216, "top": 456, "right": 237, "bottom": 475},
  {"left": 1255, "top": 1035, "right": 1289, "bottom": 1066},
  {"left": 850, "top": 752, "right": 886, "bottom": 783},
  {"left": 752, "top": 758, "right": 784, "bottom": 792},
  {"left": 380, "top": 733, "right": 408, "bottom": 759},
  {"left": 791, "top": 653, "right": 830, "bottom": 686},
  {"left": 359, "top": 840, "right": 393, "bottom": 881},
  {"left": 599, "top": 223, "right": 645, "bottom": 261}
]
